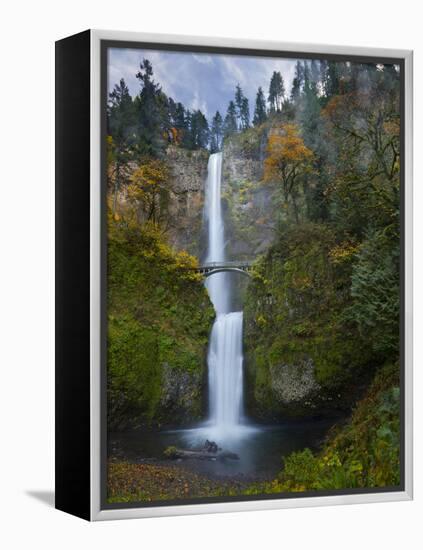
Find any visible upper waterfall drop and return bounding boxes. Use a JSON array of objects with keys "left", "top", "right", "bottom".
[{"left": 204, "top": 152, "right": 230, "bottom": 314}]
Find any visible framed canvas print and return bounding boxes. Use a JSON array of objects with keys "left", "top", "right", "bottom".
[{"left": 55, "top": 29, "right": 413, "bottom": 521}]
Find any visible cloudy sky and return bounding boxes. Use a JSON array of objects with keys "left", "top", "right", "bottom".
[{"left": 108, "top": 47, "right": 300, "bottom": 121}]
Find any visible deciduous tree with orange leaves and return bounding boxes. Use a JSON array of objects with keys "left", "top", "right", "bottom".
[{"left": 264, "top": 123, "right": 314, "bottom": 223}]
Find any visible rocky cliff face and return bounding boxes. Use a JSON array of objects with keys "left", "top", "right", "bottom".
[
  {"left": 244, "top": 351, "right": 335, "bottom": 420},
  {"left": 221, "top": 132, "right": 277, "bottom": 259},
  {"left": 159, "top": 360, "right": 207, "bottom": 424},
  {"left": 222, "top": 139, "right": 264, "bottom": 185},
  {"left": 166, "top": 146, "right": 209, "bottom": 256},
  {"left": 113, "top": 146, "right": 209, "bottom": 258}
]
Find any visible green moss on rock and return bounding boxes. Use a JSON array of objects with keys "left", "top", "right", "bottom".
[
  {"left": 244, "top": 223, "right": 376, "bottom": 419},
  {"left": 107, "top": 219, "right": 215, "bottom": 430},
  {"left": 245, "top": 363, "right": 401, "bottom": 493}
]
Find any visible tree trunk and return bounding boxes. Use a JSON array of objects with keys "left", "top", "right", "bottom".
[
  {"left": 292, "top": 194, "right": 300, "bottom": 224},
  {"left": 113, "top": 163, "right": 120, "bottom": 215}
]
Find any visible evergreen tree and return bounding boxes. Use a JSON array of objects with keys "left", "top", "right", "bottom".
[
  {"left": 135, "top": 59, "right": 169, "bottom": 157},
  {"left": 223, "top": 100, "right": 238, "bottom": 137},
  {"left": 210, "top": 111, "right": 223, "bottom": 153},
  {"left": 354, "top": 62, "right": 371, "bottom": 93},
  {"left": 290, "top": 76, "right": 301, "bottom": 102},
  {"left": 326, "top": 61, "right": 341, "bottom": 97},
  {"left": 298, "top": 60, "right": 327, "bottom": 221},
  {"left": 173, "top": 102, "right": 186, "bottom": 130},
  {"left": 253, "top": 86, "right": 267, "bottom": 126},
  {"left": 290, "top": 61, "right": 304, "bottom": 102},
  {"left": 108, "top": 78, "right": 135, "bottom": 147},
  {"left": 303, "top": 61, "right": 311, "bottom": 94},
  {"left": 235, "top": 84, "right": 244, "bottom": 129},
  {"left": 108, "top": 78, "right": 135, "bottom": 212},
  {"left": 233, "top": 84, "right": 250, "bottom": 130},
  {"left": 310, "top": 59, "right": 320, "bottom": 94},
  {"left": 168, "top": 97, "right": 177, "bottom": 125},
  {"left": 268, "top": 71, "right": 285, "bottom": 112},
  {"left": 168, "top": 100, "right": 187, "bottom": 144},
  {"left": 240, "top": 96, "right": 250, "bottom": 130},
  {"left": 319, "top": 59, "right": 329, "bottom": 99},
  {"left": 182, "top": 109, "right": 194, "bottom": 149},
  {"left": 189, "top": 110, "right": 209, "bottom": 149}
]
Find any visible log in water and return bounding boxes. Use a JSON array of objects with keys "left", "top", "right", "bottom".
[{"left": 167, "top": 448, "right": 240, "bottom": 461}]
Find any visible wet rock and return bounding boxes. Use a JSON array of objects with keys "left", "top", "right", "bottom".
[
  {"left": 159, "top": 363, "right": 204, "bottom": 423},
  {"left": 270, "top": 358, "right": 320, "bottom": 404}
]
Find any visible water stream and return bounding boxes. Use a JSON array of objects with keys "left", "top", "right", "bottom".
[{"left": 204, "top": 153, "right": 245, "bottom": 439}]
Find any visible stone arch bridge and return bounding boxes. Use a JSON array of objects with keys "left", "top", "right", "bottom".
[{"left": 196, "top": 260, "right": 254, "bottom": 278}]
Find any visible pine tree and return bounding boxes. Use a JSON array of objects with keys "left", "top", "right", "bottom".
[
  {"left": 223, "top": 100, "right": 238, "bottom": 137},
  {"left": 108, "top": 78, "right": 135, "bottom": 145},
  {"left": 240, "top": 96, "right": 250, "bottom": 130},
  {"left": 168, "top": 97, "right": 177, "bottom": 125},
  {"left": 135, "top": 59, "right": 169, "bottom": 157},
  {"left": 326, "top": 61, "right": 340, "bottom": 97},
  {"left": 268, "top": 71, "right": 285, "bottom": 112},
  {"left": 301, "top": 63, "right": 322, "bottom": 150},
  {"left": 189, "top": 110, "right": 209, "bottom": 149},
  {"left": 182, "top": 109, "right": 194, "bottom": 149},
  {"left": 253, "top": 86, "right": 267, "bottom": 126},
  {"left": 210, "top": 111, "right": 223, "bottom": 153},
  {"left": 173, "top": 102, "right": 186, "bottom": 130},
  {"left": 290, "top": 76, "right": 301, "bottom": 102},
  {"left": 168, "top": 100, "right": 187, "bottom": 144},
  {"left": 310, "top": 59, "right": 320, "bottom": 94},
  {"left": 319, "top": 59, "right": 329, "bottom": 99},
  {"left": 303, "top": 61, "right": 311, "bottom": 94},
  {"left": 235, "top": 84, "right": 244, "bottom": 129},
  {"left": 167, "top": 97, "right": 177, "bottom": 143},
  {"left": 290, "top": 61, "right": 304, "bottom": 102},
  {"left": 108, "top": 78, "right": 135, "bottom": 212}
]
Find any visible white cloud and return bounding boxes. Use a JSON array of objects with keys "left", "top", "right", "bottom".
[
  {"left": 190, "top": 89, "right": 209, "bottom": 117},
  {"left": 108, "top": 47, "right": 298, "bottom": 122},
  {"left": 220, "top": 56, "right": 248, "bottom": 88},
  {"left": 192, "top": 54, "right": 214, "bottom": 65}
]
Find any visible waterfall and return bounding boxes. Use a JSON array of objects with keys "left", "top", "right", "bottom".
[
  {"left": 204, "top": 152, "right": 244, "bottom": 438},
  {"left": 207, "top": 312, "right": 244, "bottom": 429},
  {"left": 204, "top": 153, "right": 229, "bottom": 314}
]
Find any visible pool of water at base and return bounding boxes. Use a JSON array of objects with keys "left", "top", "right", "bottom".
[{"left": 108, "top": 417, "right": 341, "bottom": 481}]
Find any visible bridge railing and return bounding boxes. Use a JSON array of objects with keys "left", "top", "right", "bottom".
[{"left": 198, "top": 260, "right": 254, "bottom": 269}]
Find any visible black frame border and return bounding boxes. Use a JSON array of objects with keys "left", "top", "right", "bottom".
[{"left": 55, "top": 29, "right": 92, "bottom": 521}]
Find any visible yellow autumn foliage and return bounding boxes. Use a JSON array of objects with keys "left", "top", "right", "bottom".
[
  {"left": 127, "top": 159, "right": 169, "bottom": 202},
  {"left": 264, "top": 123, "right": 314, "bottom": 184},
  {"left": 329, "top": 242, "right": 359, "bottom": 265},
  {"left": 127, "top": 159, "right": 170, "bottom": 224}
]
